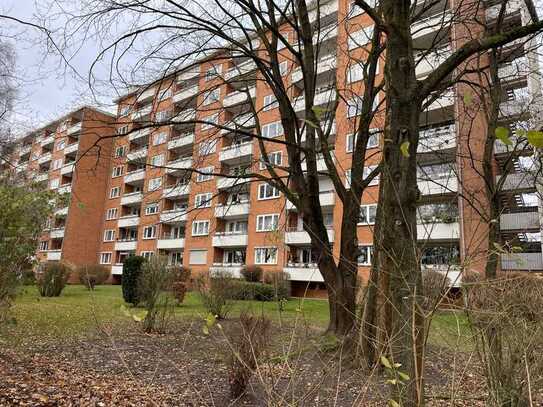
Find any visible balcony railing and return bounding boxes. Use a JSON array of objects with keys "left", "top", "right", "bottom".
[
  {"left": 501, "top": 252, "right": 543, "bottom": 271},
  {"left": 168, "top": 133, "right": 194, "bottom": 150},
  {"left": 418, "top": 123, "right": 456, "bottom": 152},
  {"left": 67, "top": 122, "right": 82, "bottom": 135},
  {"left": 219, "top": 142, "right": 253, "bottom": 162}
]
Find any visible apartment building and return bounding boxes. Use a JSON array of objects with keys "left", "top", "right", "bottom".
[
  {"left": 91, "top": 0, "right": 542, "bottom": 294},
  {"left": 10, "top": 107, "right": 116, "bottom": 274}
]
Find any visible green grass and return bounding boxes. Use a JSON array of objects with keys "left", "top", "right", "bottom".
[{"left": 2, "top": 285, "right": 471, "bottom": 350}]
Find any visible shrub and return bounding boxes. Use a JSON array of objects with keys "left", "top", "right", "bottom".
[
  {"left": 170, "top": 266, "right": 191, "bottom": 304},
  {"left": 36, "top": 262, "right": 71, "bottom": 297},
  {"left": 227, "top": 311, "right": 271, "bottom": 399},
  {"left": 240, "top": 265, "right": 263, "bottom": 282},
  {"left": 421, "top": 270, "right": 450, "bottom": 312},
  {"left": 263, "top": 271, "right": 290, "bottom": 301},
  {"left": 0, "top": 268, "right": 18, "bottom": 324},
  {"left": 122, "top": 256, "right": 146, "bottom": 305},
  {"left": 77, "top": 264, "right": 110, "bottom": 290},
  {"left": 19, "top": 268, "right": 36, "bottom": 286},
  {"left": 197, "top": 271, "right": 234, "bottom": 319}
]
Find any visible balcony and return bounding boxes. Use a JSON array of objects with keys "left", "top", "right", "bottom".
[
  {"left": 163, "top": 184, "right": 190, "bottom": 198},
  {"left": 292, "top": 55, "right": 336, "bottom": 83},
  {"left": 124, "top": 168, "right": 145, "bottom": 183},
  {"left": 215, "top": 201, "right": 250, "bottom": 218},
  {"left": 222, "top": 114, "right": 256, "bottom": 133},
  {"left": 417, "top": 221, "right": 460, "bottom": 241},
  {"left": 286, "top": 190, "right": 335, "bottom": 210},
  {"left": 165, "top": 157, "right": 192, "bottom": 174},
  {"left": 118, "top": 215, "right": 140, "bottom": 228},
  {"left": 115, "top": 240, "right": 138, "bottom": 251},
  {"left": 60, "top": 163, "right": 75, "bottom": 175},
  {"left": 19, "top": 145, "right": 32, "bottom": 156},
  {"left": 411, "top": 11, "right": 453, "bottom": 39},
  {"left": 425, "top": 88, "right": 455, "bottom": 111},
  {"left": 111, "top": 264, "right": 124, "bottom": 275},
  {"left": 499, "top": 98, "right": 531, "bottom": 117},
  {"left": 171, "top": 109, "right": 197, "bottom": 123},
  {"left": 301, "top": 155, "right": 335, "bottom": 172},
  {"left": 120, "top": 191, "right": 144, "bottom": 205},
  {"left": 177, "top": 69, "right": 199, "bottom": 82},
  {"left": 418, "top": 176, "right": 458, "bottom": 195},
  {"left": 217, "top": 176, "right": 250, "bottom": 190},
  {"left": 312, "top": 25, "right": 337, "bottom": 44},
  {"left": 223, "top": 87, "right": 256, "bottom": 107},
  {"left": 501, "top": 252, "right": 543, "bottom": 271},
  {"left": 300, "top": 121, "right": 336, "bottom": 142},
  {"left": 173, "top": 85, "right": 199, "bottom": 103},
  {"left": 37, "top": 152, "right": 52, "bottom": 164},
  {"left": 168, "top": 133, "right": 194, "bottom": 150},
  {"left": 210, "top": 264, "right": 243, "bottom": 278},
  {"left": 498, "top": 58, "right": 529, "bottom": 81},
  {"left": 421, "top": 265, "right": 462, "bottom": 287},
  {"left": 486, "top": 0, "right": 521, "bottom": 20},
  {"left": 293, "top": 88, "right": 335, "bottom": 112},
  {"left": 64, "top": 142, "right": 79, "bottom": 155},
  {"left": 129, "top": 127, "right": 151, "bottom": 142},
  {"left": 160, "top": 209, "right": 187, "bottom": 223},
  {"left": 41, "top": 135, "right": 55, "bottom": 147},
  {"left": 285, "top": 227, "right": 334, "bottom": 245},
  {"left": 35, "top": 172, "right": 49, "bottom": 183},
  {"left": 157, "top": 237, "right": 186, "bottom": 250},
  {"left": 498, "top": 172, "right": 536, "bottom": 191},
  {"left": 126, "top": 147, "right": 148, "bottom": 162},
  {"left": 131, "top": 105, "right": 152, "bottom": 121},
  {"left": 136, "top": 87, "right": 155, "bottom": 103},
  {"left": 500, "top": 211, "right": 539, "bottom": 231},
  {"left": 67, "top": 122, "right": 82, "bottom": 135},
  {"left": 418, "top": 124, "right": 456, "bottom": 152},
  {"left": 415, "top": 47, "right": 451, "bottom": 78},
  {"left": 212, "top": 232, "right": 249, "bottom": 247},
  {"left": 284, "top": 263, "right": 324, "bottom": 282},
  {"left": 225, "top": 60, "right": 257, "bottom": 80},
  {"left": 50, "top": 227, "right": 65, "bottom": 239},
  {"left": 219, "top": 142, "right": 253, "bottom": 163},
  {"left": 58, "top": 184, "right": 72, "bottom": 194},
  {"left": 46, "top": 250, "right": 62, "bottom": 261}
]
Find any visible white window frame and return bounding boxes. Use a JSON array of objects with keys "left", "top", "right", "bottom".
[
  {"left": 57, "top": 140, "right": 66, "bottom": 151},
  {"left": 192, "top": 220, "right": 210, "bottom": 236},
  {"left": 110, "top": 186, "right": 121, "bottom": 198},
  {"left": 151, "top": 154, "right": 164, "bottom": 167},
  {"left": 112, "top": 166, "right": 124, "bottom": 177},
  {"left": 258, "top": 183, "right": 280, "bottom": 200},
  {"left": 357, "top": 245, "right": 373, "bottom": 265},
  {"left": 140, "top": 251, "right": 155, "bottom": 260},
  {"left": 348, "top": 25, "right": 375, "bottom": 50},
  {"left": 148, "top": 177, "right": 162, "bottom": 191},
  {"left": 143, "top": 225, "right": 157, "bottom": 239},
  {"left": 195, "top": 192, "right": 213, "bottom": 208},
  {"left": 39, "top": 241, "right": 49, "bottom": 251},
  {"left": 153, "top": 132, "right": 167, "bottom": 146},
  {"left": 256, "top": 214, "right": 279, "bottom": 232},
  {"left": 115, "top": 146, "right": 126, "bottom": 158},
  {"left": 199, "top": 139, "right": 218, "bottom": 156},
  {"left": 106, "top": 208, "right": 118, "bottom": 220},
  {"left": 196, "top": 166, "right": 214, "bottom": 182},
  {"left": 254, "top": 247, "right": 278, "bottom": 265},
  {"left": 117, "top": 125, "right": 129, "bottom": 135},
  {"left": 99, "top": 252, "right": 112, "bottom": 264},
  {"left": 203, "top": 88, "right": 220, "bottom": 105},
  {"left": 260, "top": 151, "right": 282, "bottom": 170},
  {"left": 201, "top": 113, "right": 219, "bottom": 131},
  {"left": 263, "top": 94, "right": 278, "bottom": 111},
  {"left": 119, "top": 106, "right": 130, "bottom": 117},
  {"left": 103, "top": 229, "right": 116, "bottom": 242},
  {"left": 346, "top": 129, "right": 380, "bottom": 153},
  {"left": 358, "top": 204, "right": 378, "bottom": 225},
  {"left": 145, "top": 203, "right": 159, "bottom": 215},
  {"left": 279, "top": 61, "right": 288, "bottom": 76},
  {"left": 262, "top": 121, "right": 284, "bottom": 138},
  {"left": 49, "top": 178, "right": 60, "bottom": 190}
]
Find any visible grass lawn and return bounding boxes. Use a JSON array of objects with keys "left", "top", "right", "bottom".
[{"left": 2, "top": 285, "right": 471, "bottom": 350}]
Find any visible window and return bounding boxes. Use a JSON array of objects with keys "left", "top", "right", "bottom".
[
  {"left": 158, "top": 88, "right": 172, "bottom": 101},
  {"left": 52, "top": 158, "right": 63, "bottom": 170},
  {"left": 203, "top": 88, "right": 220, "bottom": 105},
  {"left": 145, "top": 203, "right": 159, "bottom": 215},
  {"left": 119, "top": 106, "right": 130, "bottom": 117},
  {"left": 199, "top": 139, "right": 217, "bottom": 156},
  {"left": 262, "top": 121, "right": 284, "bottom": 138},
  {"left": 153, "top": 132, "right": 167, "bottom": 145},
  {"left": 155, "top": 110, "right": 171, "bottom": 123},
  {"left": 189, "top": 249, "right": 207, "bottom": 265},
  {"left": 151, "top": 154, "right": 164, "bottom": 167},
  {"left": 39, "top": 241, "right": 48, "bottom": 251},
  {"left": 49, "top": 178, "right": 60, "bottom": 189},
  {"left": 223, "top": 249, "right": 246, "bottom": 264},
  {"left": 112, "top": 166, "right": 124, "bottom": 177},
  {"left": 348, "top": 25, "right": 374, "bottom": 50},
  {"left": 148, "top": 177, "right": 162, "bottom": 191},
  {"left": 57, "top": 140, "right": 66, "bottom": 151},
  {"left": 347, "top": 96, "right": 379, "bottom": 118},
  {"left": 364, "top": 165, "right": 379, "bottom": 186},
  {"left": 140, "top": 251, "right": 154, "bottom": 260},
  {"left": 195, "top": 193, "right": 213, "bottom": 208},
  {"left": 279, "top": 61, "right": 288, "bottom": 76},
  {"left": 205, "top": 65, "right": 222, "bottom": 81},
  {"left": 263, "top": 94, "right": 278, "bottom": 111},
  {"left": 100, "top": 252, "right": 112, "bottom": 264},
  {"left": 169, "top": 251, "right": 183, "bottom": 265},
  {"left": 201, "top": 113, "right": 219, "bottom": 130},
  {"left": 143, "top": 225, "right": 157, "bottom": 239},
  {"left": 103, "top": 229, "right": 115, "bottom": 242},
  {"left": 115, "top": 146, "right": 126, "bottom": 158},
  {"left": 258, "top": 183, "right": 280, "bottom": 200},
  {"left": 196, "top": 166, "right": 214, "bottom": 182},
  {"left": 256, "top": 214, "right": 279, "bottom": 232},
  {"left": 225, "top": 220, "right": 247, "bottom": 233},
  {"left": 255, "top": 247, "right": 278, "bottom": 265},
  {"left": 192, "top": 220, "right": 210, "bottom": 236},
  {"left": 117, "top": 125, "right": 129, "bottom": 135},
  {"left": 346, "top": 129, "right": 380, "bottom": 152},
  {"left": 357, "top": 245, "right": 373, "bottom": 265},
  {"left": 277, "top": 32, "right": 289, "bottom": 50},
  {"left": 359, "top": 204, "right": 377, "bottom": 224},
  {"left": 110, "top": 186, "right": 121, "bottom": 198},
  {"left": 348, "top": 64, "right": 364, "bottom": 83},
  {"left": 260, "top": 151, "right": 282, "bottom": 169},
  {"left": 106, "top": 208, "right": 118, "bottom": 220}
]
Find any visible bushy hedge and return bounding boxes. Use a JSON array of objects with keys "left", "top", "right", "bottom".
[
  {"left": 37, "top": 262, "right": 71, "bottom": 297},
  {"left": 122, "top": 256, "right": 146, "bottom": 305},
  {"left": 240, "top": 265, "right": 263, "bottom": 282},
  {"left": 227, "top": 280, "right": 289, "bottom": 302},
  {"left": 77, "top": 264, "right": 110, "bottom": 290}
]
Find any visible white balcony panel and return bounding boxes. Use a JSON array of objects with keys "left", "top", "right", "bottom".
[
  {"left": 57, "top": 184, "right": 72, "bottom": 194},
  {"left": 60, "top": 163, "right": 75, "bottom": 175},
  {"left": 421, "top": 265, "right": 462, "bottom": 287},
  {"left": 126, "top": 148, "right": 148, "bottom": 162},
  {"left": 171, "top": 109, "right": 197, "bottom": 123},
  {"left": 411, "top": 11, "right": 453, "bottom": 39},
  {"left": 308, "top": 0, "right": 338, "bottom": 23},
  {"left": 217, "top": 177, "right": 250, "bottom": 190},
  {"left": 160, "top": 209, "right": 187, "bottom": 223},
  {"left": 418, "top": 177, "right": 458, "bottom": 195},
  {"left": 115, "top": 240, "right": 138, "bottom": 251},
  {"left": 223, "top": 87, "right": 256, "bottom": 107},
  {"left": 292, "top": 56, "right": 337, "bottom": 83},
  {"left": 38, "top": 153, "right": 52, "bottom": 164},
  {"left": 214, "top": 202, "right": 250, "bottom": 218},
  {"left": 173, "top": 85, "right": 198, "bottom": 103},
  {"left": 221, "top": 114, "right": 256, "bottom": 134},
  {"left": 287, "top": 191, "right": 335, "bottom": 210},
  {"left": 219, "top": 142, "right": 253, "bottom": 162},
  {"left": 417, "top": 222, "right": 460, "bottom": 241},
  {"left": 35, "top": 173, "right": 49, "bottom": 183},
  {"left": 285, "top": 229, "right": 334, "bottom": 245},
  {"left": 212, "top": 233, "right": 249, "bottom": 247},
  {"left": 64, "top": 143, "right": 79, "bottom": 155},
  {"left": 500, "top": 212, "right": 540, "bottom": 231},
  {"left": 121, "top": 192, "right": 144, "bottom": 205},
  {"left": 225, "top": 60, "right": 257, "bottom": 80},
  {"left": 19, "top": 145, "right": 32, "bottom": 155},
  {"left": 501, "top": 252, "right": 543, "bottom": 271},
  {"left": 41, "top": 136, "right": 55, "bottom": 146},
  {"left": 136, "top": 87, "right": 155, "bottom": 102},
  {"left": 498, "top": 172, "right": 536, "bottom": 191},
  {"left": 284, "top": 265, "right": 324, "bottom": 282},
  {"left": 111, "top": 264, "right": 123, "bottom": 275},
  {"left": 157, "top": 238, "right": 186, "bottom": 249},
  {"left": 55, "top": 207, "right": 69, "bottom": 217},
  {"left": 301, "top": 156, "right": 334, "bottom": 172},
  {"left": 166, "top": 157, "right": 192, "bottom": 174},
  {"left": 50, "top": 228, "right": 65, "bottom": 239},
  {"left": 486, "top": 0, "right": 521, "bottom": 20},
  {"left": 418, "top": 124, "right": 456, "bottom": 152},
  {"left": 425, "top": 89, "right": 455, "bottom": 111},
  {"left": 168, "top": 134, "right": 194, "bottom": 150},
  {"left": 498, "top": 58, "right": 529, "bottom": 80},
  {"left": 210, "top": 264, "right": 243, "bottom": 278},
  {"left": 177, "top": 69, "right": 199, "bottom": 82},
  {"left": 67, "top": 122, "right": 82, "bottom": 135},
  {"left": 46, "top": 250, "right": 62, "bottom": 261},
  {"left": 294, "top": 89, "right": 335, "bottom": 112},
  {"left": 499, "top": 99, "right": 530, "bottom": 117},
  {"left": 415, "top": 47, "right": 451, "bottom": 78},
  {"left": 118, "top": 216, "right": 140, "bottom": 228},
  {"left": 163, "top": 184, "right": 190, "bottom": 198},
  {"left": 129, "top": 127, "right": 151, "bottom": 142},
  {"left": 124, "top": 169, "right": 145, "bottom": 183},
  {"left": 131, "top": 105, "right": 152, "bottom": 121},
  {"left": 312, "top": 25, "right": 337, "bottom": 44}
]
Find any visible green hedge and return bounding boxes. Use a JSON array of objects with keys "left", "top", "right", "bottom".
[
  {"left": 225, "top": 280, "right": 289, "bottom": 302},
  {"left": 122, "top": 255, "right": 146, "bottom": 305}
]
